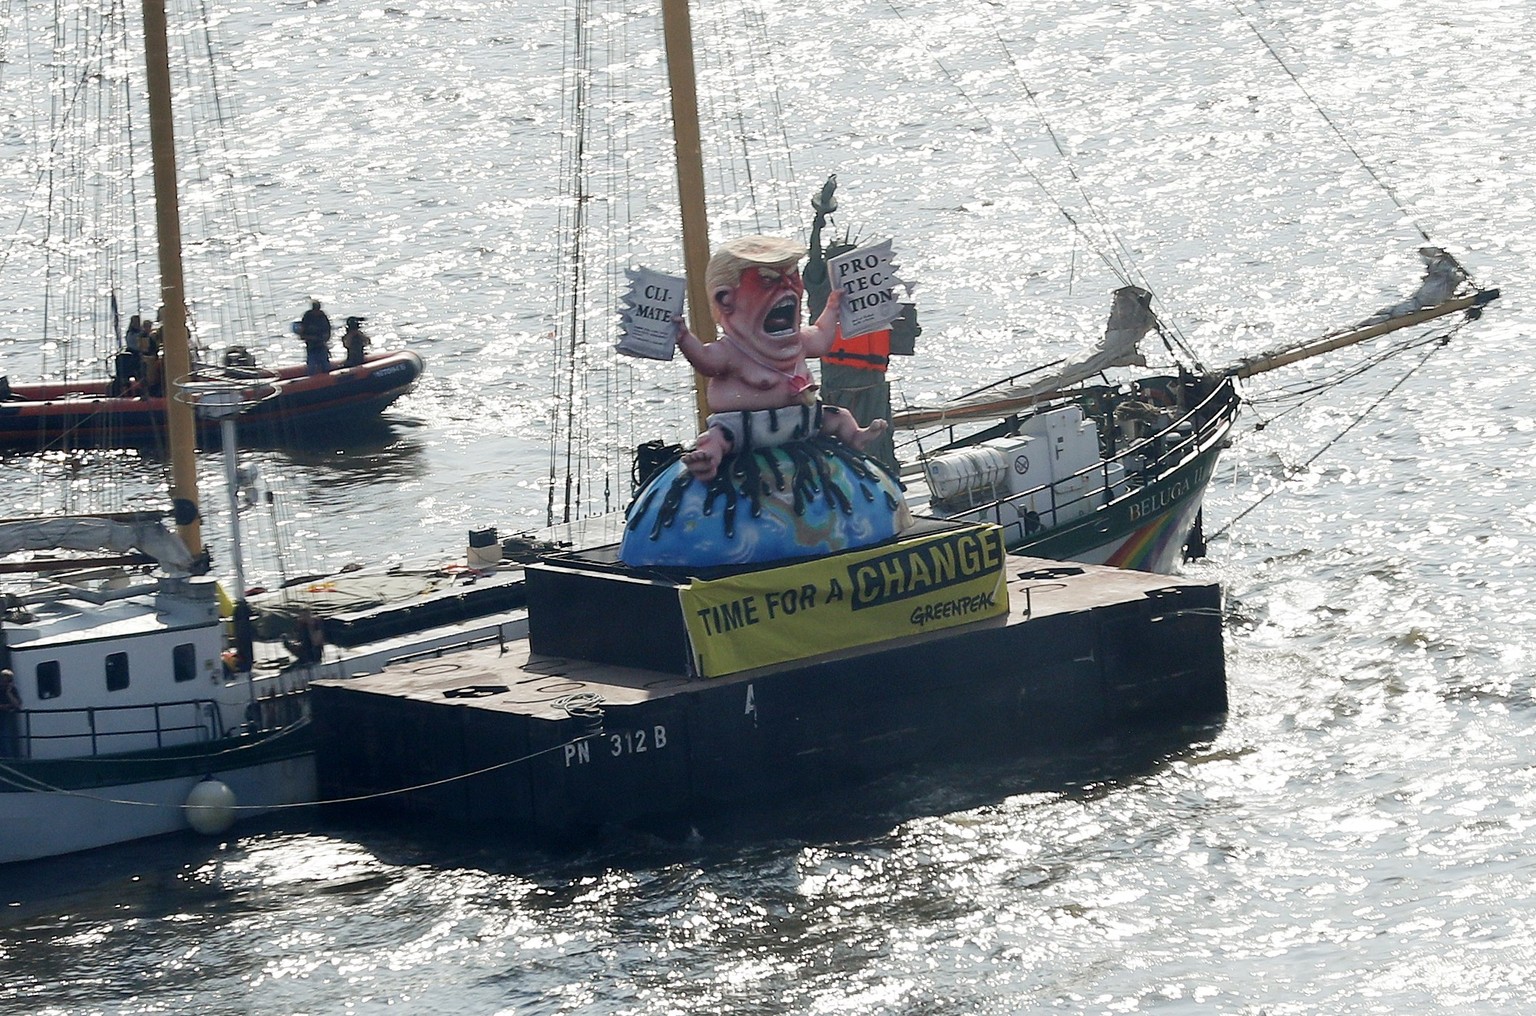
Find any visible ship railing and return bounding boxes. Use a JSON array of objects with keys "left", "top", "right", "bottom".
[
  {"left": 933, "top": 378, "right": 1238, "bottom": 537},
  {"left": 247, "top": 683, "right": 310, "bottom": 732},
  {"left": 4, "top": 697, "right": 226, "bottom": 761},
  {"left": 383, "top": 619, "right": 529, "bottom": 668}
]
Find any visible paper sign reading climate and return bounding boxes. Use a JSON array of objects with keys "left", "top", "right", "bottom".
[{"left": 616, "top": 266, "right": 685, "bottom": 360}]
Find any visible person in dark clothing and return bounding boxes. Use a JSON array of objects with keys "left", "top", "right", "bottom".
[
  {"left": 341, "top": 316, "right": 371, "bottom": 367},
  {"left": 0, "top": 669, "right": 22, "bottom": 757},
  {"left": 298, "top": 299, "right": 333, "bottom": 374},
  {"left": 139, "top": 313, "right": 165, "bottom": 395},
  {"left": 109, "top": 313, "right": 151, "bottom": 396},
  {"left": 282, "top": 609, "right": 326, "bottom": 666},
  {"left": 110, "top": 348, "right": 140, "bottom": 397}
]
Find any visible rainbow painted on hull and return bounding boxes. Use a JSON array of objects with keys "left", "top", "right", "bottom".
[{"left": 1098, "top": 494, "right": 1206, "bottom": 572}]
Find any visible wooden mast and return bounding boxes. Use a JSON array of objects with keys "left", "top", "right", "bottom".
[
  {"left": 140, "top": 0, "right": 202, "bottom": 557},
  {"left": 660, "top": 0, "right": 715, "bottom": 431}
]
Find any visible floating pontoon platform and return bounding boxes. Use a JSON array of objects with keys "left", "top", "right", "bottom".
[{"left": 311, "top": 520, "right": 1225, "bottom": 842}]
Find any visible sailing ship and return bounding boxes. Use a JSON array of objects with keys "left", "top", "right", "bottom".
[
  {"left": 580, "top": 179, "right": 1495, "bottom": 577},
  {"left": 523, "top": 5, "right": 1501, "bottom": 580},
  {"left": 890, "top": 243, "right": 1497, "bottom": 573},
  {"left": 0, "top": 1, "right": 317, "bottom": 864}
]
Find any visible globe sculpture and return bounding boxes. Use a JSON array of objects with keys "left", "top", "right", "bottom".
[{"left": 620, "top": 437, "right": 907, "bottom": 568}]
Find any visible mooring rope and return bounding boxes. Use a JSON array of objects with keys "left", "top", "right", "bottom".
[
  {"left": 271, "top": 729, "right": 608, "bottom": 813},
  {"left": 0, "top": 716, "right": 605, "bottom": 811},
  {"left": 1209, "top": 330, "right": 1454, "bottom": 542}
]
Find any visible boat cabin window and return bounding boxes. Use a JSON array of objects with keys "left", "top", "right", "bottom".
[
  {"left": 36, "top": 660, "right": 61, "bottom": 700},
  {"left": 105, "top": 652, "right": 130, "bottom": 692},
  {"left": 173, "top": 643, "right": 197, "bottom": 683}
]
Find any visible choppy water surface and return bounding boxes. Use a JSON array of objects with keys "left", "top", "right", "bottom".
[{"left": 2, "top": 1, "right": 1534, "bottom": 1013}]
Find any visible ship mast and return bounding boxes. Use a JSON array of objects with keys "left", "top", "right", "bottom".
[
  {"left": 660, "top": 0, "right": 715, "bottom": 431},
  {"left": 141, "top": 0, "right": 203, "bottom": 559}
]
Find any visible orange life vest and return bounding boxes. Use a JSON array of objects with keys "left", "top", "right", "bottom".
[{"left": 823, "top": 327, "right": 891, "bottom": 371}]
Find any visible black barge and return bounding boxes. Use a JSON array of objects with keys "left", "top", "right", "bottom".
[{"left": 310, "top": 520, "right": 1226, "bottom": 842}]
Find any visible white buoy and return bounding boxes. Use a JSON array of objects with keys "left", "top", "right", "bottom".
[{"left": 183, "top": 779, "right": 238, "bottom": 835}]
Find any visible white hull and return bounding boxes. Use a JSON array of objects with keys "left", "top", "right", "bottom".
[{"left": 0, "top": 754, "right": 315, "bottom": 865}]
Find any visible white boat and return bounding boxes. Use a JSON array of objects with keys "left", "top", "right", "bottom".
[{"left": 0, "top": 515, "right": 315, "bottom": 864}]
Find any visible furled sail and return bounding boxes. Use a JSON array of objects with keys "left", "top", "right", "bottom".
[
  {"left": 893, "top": 286, "right": 1156, "bottom": 428},
  {"left": 0, "top": 515, "right": 195, "bottom": 574},
  {"left": 1358, "top": 247, "right": 1467, "bottom": 326}
]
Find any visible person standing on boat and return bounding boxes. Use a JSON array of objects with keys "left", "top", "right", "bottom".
[
  {"left": 298, "top": 299, "right": 333, "bottom": 374},
  {"left": 109, "top": 314, "right": 151, "bottom": 396},
  {"left": 124, "top": 314, "right": 149, "bottom": 363},
  {"left": 340, "top": 316, "right": 371, "bottom": 367},
  {"left": 0, "top": 669, "right": 22, "bottom": 757},
  {"left": 141, "top": 312, "right": 165, "bottom": 395}
]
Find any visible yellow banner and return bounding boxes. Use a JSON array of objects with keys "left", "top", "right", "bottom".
[{"left": 679, "top": 524, "right": 1009, "bottom": 677}]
